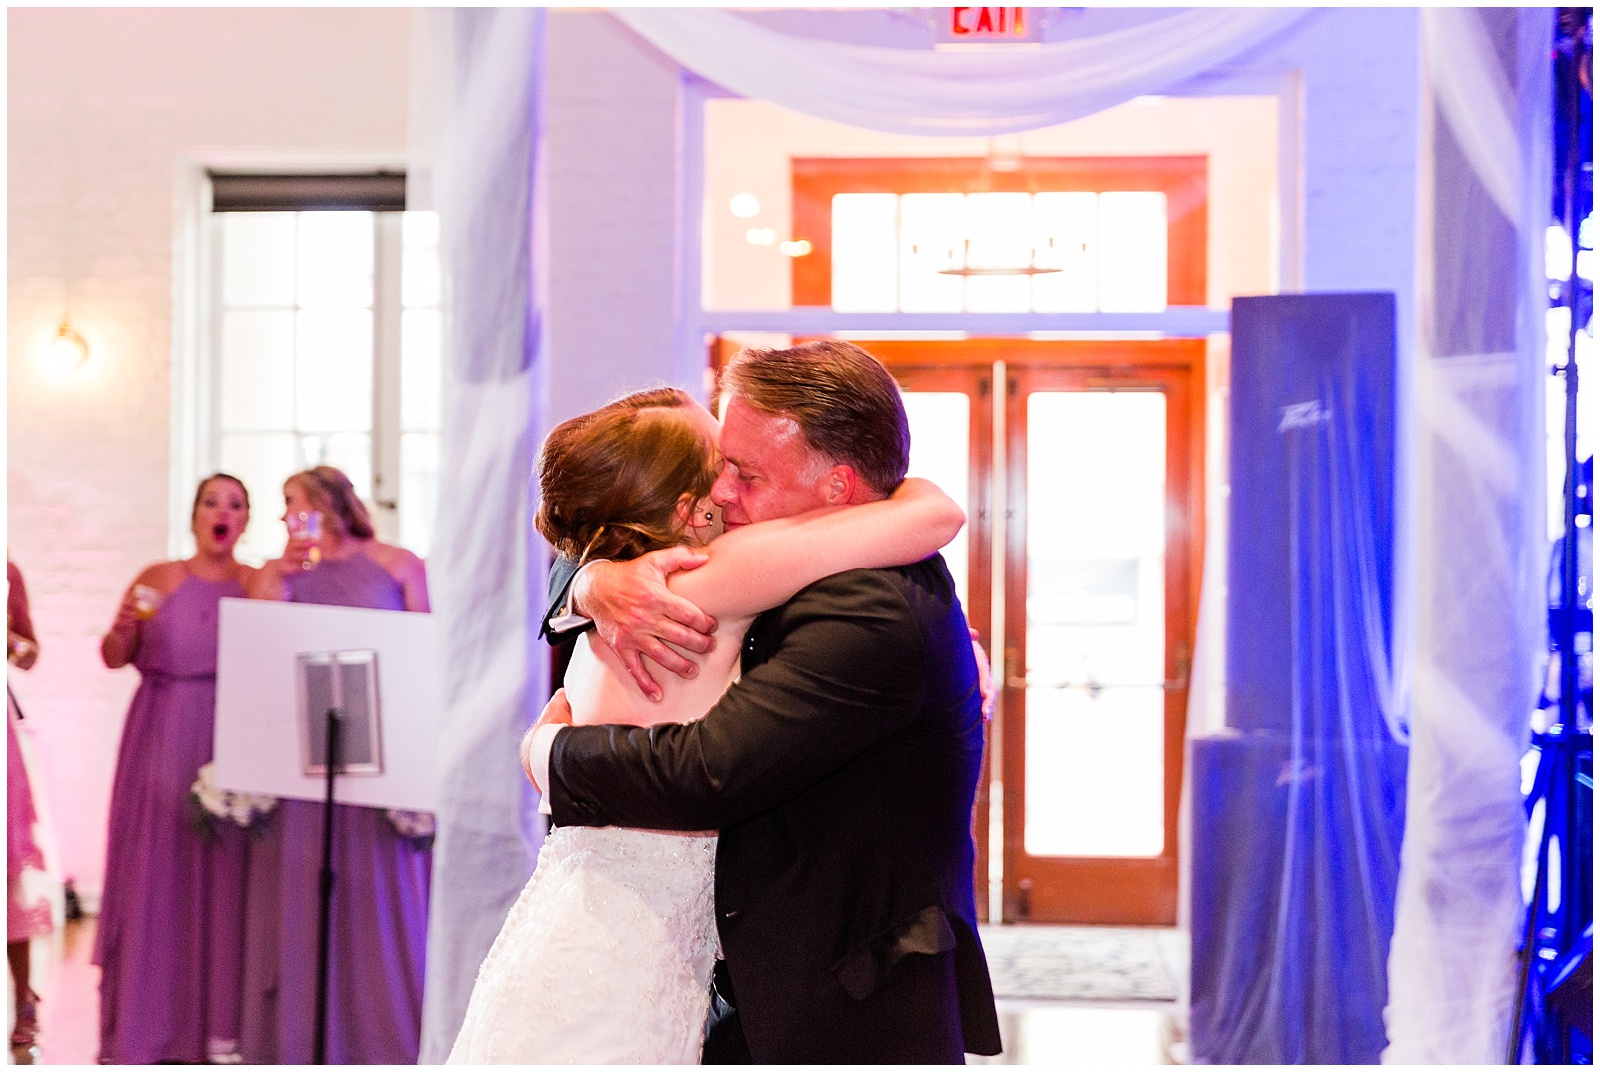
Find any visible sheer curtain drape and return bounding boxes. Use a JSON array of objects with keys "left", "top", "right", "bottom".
[
  {"left": 414, "top": 8, "right": 549, "bottom": 1062},
  {"left": 1383, "top": 8, "right": 1552, "bottom": 1064}
]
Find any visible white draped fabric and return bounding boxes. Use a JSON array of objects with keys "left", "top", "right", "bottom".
[
  {"left": 1422, "top": 8, "right": 1526, "bottom": 223},
  {"left": 415, "top": 8, "right": 549, "bottom": 1063},
  {"left": 614, "top": 7, "right": 1310, "bottom": 136},
  {"left": 1384, "top": 8, "right": 1552, "bottom": 1064}
]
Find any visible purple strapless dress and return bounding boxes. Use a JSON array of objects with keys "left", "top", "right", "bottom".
[
  {"left": 239, "top": 553, "right": 432, "bottom": 1065},
  {"left": 94, "top": 572, "right": 250, "bottom": 1063}
]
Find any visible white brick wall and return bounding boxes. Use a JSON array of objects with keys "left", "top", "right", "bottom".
[{"left": 7, "top": 7, "right": 412, "bottom": 898}]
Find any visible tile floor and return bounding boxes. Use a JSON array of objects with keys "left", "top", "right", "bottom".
[{"left": 10, "top": 920, "right": 1184, "bottom": 1065}]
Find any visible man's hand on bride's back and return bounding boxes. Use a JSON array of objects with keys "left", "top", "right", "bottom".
[{"left": 574, "top": 548, "right": 718, "bottom": 702}]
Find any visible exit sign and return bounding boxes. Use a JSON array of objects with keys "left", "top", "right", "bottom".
[{"left": 939, "top": 7, "right": 1040, "bottom": 43}]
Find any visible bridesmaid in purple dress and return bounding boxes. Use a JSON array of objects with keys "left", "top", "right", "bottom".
[
  {"left": 95, "top": 475, "right": 258, "bottom": 1063},
  {"left": 241, "top": 465, "right": 431, "bottom": 1064}
]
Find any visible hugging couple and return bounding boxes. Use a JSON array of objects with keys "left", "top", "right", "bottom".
[{"left": 448, "top": 340, "right": 1002, "bottom": 1064}]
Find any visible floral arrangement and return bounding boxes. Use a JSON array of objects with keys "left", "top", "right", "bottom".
[
  {"left": 190, "top": 763, "right": 278, "bottom": 834},
  {"left": 386, "top": 809, "right": 437, "bottom": 847}
]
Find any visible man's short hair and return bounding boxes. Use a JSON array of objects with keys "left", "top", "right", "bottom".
[{"left": 719, "top": 339, "right": 910, "bottom": 497}]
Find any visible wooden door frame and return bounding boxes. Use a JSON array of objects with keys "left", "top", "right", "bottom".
[
  {"left": 1003, "top": 353, "right": 1201, "bottom": 924},
  {"left": 857, "top": 337, "right": 1204, "bottom": 925}
]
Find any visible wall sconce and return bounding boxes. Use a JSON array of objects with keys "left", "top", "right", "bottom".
[{"left": 44, "top": 319, "right": 89, "bottom": 372}]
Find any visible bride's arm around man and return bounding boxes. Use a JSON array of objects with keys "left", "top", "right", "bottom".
[{"left": 528, "top": 340, "right": 1002, "bottom": 1065}]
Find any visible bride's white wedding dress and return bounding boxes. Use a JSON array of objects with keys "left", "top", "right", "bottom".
[
  {"left": 447, "top": 825, "right": 719, "bottom": 1064},
  {"left": 448, "top": 627, "right": 747, "bottom": 1065}
]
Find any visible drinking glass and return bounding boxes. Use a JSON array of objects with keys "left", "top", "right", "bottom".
[
  {"left": 132, "top": 584, "right": 163, "bottom": 621},
  {"left": 297, "top": 511, "right": 323, "bottom": 570}
]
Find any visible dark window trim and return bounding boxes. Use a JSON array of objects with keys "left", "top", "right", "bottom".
[{"left": 209, "top": 172, "right": 407, "bottom": 213}]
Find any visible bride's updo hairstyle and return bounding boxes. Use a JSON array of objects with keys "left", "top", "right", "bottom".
[{"left": 535, "top": 387, "right": 718, "bottom": 564}]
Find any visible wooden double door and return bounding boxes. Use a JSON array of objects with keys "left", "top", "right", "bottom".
[{"left": 872, "top": 338, "right": 1203, "bottom": 925}]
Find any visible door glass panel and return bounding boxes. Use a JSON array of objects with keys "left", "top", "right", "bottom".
[
  {"left": 902, "top": 392, "right": 970, "bottom": 602},
  {"left": 1024, "top": 391, "right": 1166, "bottom": 857}
]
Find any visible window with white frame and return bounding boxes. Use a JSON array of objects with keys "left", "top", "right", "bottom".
[{"left": 208, "top": 175, "right": 442, "bottom": 564}]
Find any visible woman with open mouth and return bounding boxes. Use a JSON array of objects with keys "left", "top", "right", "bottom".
[{"left": 95, "top": 473, "right": 259, "bottom": 1064}]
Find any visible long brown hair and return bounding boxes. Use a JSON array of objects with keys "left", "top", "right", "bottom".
[
  {"left": 535, "top": 388, "right": 718, "bottom": 563},
  {"left": 286, "top": 466, "right": 375, "bottom": 540}
]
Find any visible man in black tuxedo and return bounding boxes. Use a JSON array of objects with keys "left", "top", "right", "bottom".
[{"left": 525, "top": 341, "right": 1001, "bottom": 1063}]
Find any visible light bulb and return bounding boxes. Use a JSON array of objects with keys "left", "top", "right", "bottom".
[
  {"left": 729, "top": 193, "right": 761, "bottom": 219},
  {"left": 45, "top": 321, "right": 89, "bottom": 372}
]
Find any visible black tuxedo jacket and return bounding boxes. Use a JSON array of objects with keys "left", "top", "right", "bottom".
[{"left": 545, "top": 556, "right": 1002, "bottom": 1062}]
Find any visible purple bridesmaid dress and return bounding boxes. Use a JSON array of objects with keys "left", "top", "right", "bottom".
[
  {"left": 239, "top": 552, "right": 431, "bottom": 1065},
  {"left": 94, "top": 572, "right": 251, "bottom": 1063}
]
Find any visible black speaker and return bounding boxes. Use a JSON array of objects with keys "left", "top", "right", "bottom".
[
  {"left": 1191, "top": 293, "right": 1408, "bottom": 1064},
  {"left": 1226, "top": 292, "right": 1398, "bottom": 736}
]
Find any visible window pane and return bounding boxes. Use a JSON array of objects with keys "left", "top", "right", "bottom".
[
  {"left": 296, "top": 211, "right": 375, "bottom": 308},
  {"left": 399, "top": 432, "right": 440, "bottom": 558},
  {"left": 222, "top": 212, "right": 297, "bottom": 307},
  {"left": 402, "top": 210, "right": 442, "bottom": 309},
  {"left": 401, "top": 309, "right": 442, "bottom": 433},
  {"left": 295, "top": 309, "right": 373, "bottom": 432},
  {"left": 899, "top": 193, "right": 966, "bottom": 313},
  {"left": 220, "top": 310, "right": 295, "bottom": 431},
  {"left": 299, "top": 433, "right": 372, "bottom": 501},
  {"left": 963, "top": 192, "right": 1033, "bottom": 313},
  {"left": 1098, "top": 192, "right": 1168, "bottom": 312},
  {"left": 1031, "top": 192, "right": 1099, "bottom": 313},
  {"left": 220, "top": 431, "right": 299, "bottom": 565},
  {"left": 831, "top": 193, "right": 899, "bottom": 312},
  {"left": 1024, "top": 391, "right": 1167, "bottom": 857},
  {"left": 902, "top": 392, "right": 969, "bottom": 602}
]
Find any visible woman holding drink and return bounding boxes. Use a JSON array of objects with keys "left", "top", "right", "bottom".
[
  {"left": 95, "top": 474, "right": 257, "bottom": 1063},
  {"left": 240, "top": 465, "right": 431, "bottom": 1064}
]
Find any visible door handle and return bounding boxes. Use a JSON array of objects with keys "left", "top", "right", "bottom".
[
  {"left": 1005, "top": 677, "right": 1189, "bottom": 691},
  {"left": 1004, "top": 644, "right": 1192, "bottom": 692}
]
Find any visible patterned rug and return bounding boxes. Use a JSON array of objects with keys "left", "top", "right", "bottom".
[{"left": 979, "top": 925, "right": 1178, "bottom": 1002}]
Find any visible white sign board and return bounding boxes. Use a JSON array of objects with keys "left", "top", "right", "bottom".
[{"left": 214, "top": 597, "right": 442, "bottom": 811}]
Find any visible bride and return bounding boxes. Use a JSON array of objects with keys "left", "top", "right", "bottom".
[{"left": 448, "top": 387, "right": 963, "bottom": 1064}]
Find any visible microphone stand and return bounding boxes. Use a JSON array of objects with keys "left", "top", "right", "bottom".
[{"left": 312, "top": 706, "right": 341, "bottom": 1065}]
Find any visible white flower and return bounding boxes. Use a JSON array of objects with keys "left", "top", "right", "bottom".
[
  {"left": 385, "top": 809, "right": 437, "bottom": 840},
  {"left": 191, "top": 763, "right": 279, "bottom": 829}
]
